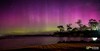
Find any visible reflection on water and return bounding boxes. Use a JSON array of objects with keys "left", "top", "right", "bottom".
[
  {"left": 0, "top": 36, "right": 100, "bottom": 49},
  {"left": 0, "top": 36, "right": 100, "bottom": 45}
]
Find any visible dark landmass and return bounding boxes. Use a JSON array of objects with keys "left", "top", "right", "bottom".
[
  {"left": 0, "top": 30, "right": 100, "bottom": 39},
  {"left": 54, "top": 30, "right": 100, "bottom": 37}
]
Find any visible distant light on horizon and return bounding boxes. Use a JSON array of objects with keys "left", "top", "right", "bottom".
[{"left": 92, "top": 37, "right": 98, "bottom": 41}]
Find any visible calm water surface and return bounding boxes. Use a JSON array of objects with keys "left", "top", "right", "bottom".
[{"left": 0, "top": 36, "right": 100, "bottom": 49}]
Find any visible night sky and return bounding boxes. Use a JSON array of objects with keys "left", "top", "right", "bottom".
[{"left": 0, "top": 0, "right": 100, "bottom": 34}]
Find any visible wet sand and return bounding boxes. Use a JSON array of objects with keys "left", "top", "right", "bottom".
[{"left": 1, "top": 43, "right": 100, "bottom": 51}]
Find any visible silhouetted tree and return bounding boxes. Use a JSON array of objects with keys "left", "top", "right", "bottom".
[
  {"left": 76, "top": 19, "right": 83, "bottom": 28},
  {"left": 88, "top": 19, "right": 98, "bottom": 30},
  {"left": 81, "top": 25, "right": 88, "bottom": 31},
  {"left": 76, "top": 19, "right": 83, "bottom": 30},
  {"left": 57, "top": 25, "right": 64, "bottom": 32},
  {"left": 72, "top": 28, "right": 78, "bottom": 31},
  {"left": 98, "top": 20, "right": 100, "bottom": 34},
  {"left": 88, "top": 19, "right": 94, "bottom": 30},
  {"left": 66, "top": 24, "right": 72, "bottom": 31}
]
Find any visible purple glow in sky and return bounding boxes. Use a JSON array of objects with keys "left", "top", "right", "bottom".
[{"left": 0, "top": 0, "right": 100, "bottom": 34}]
